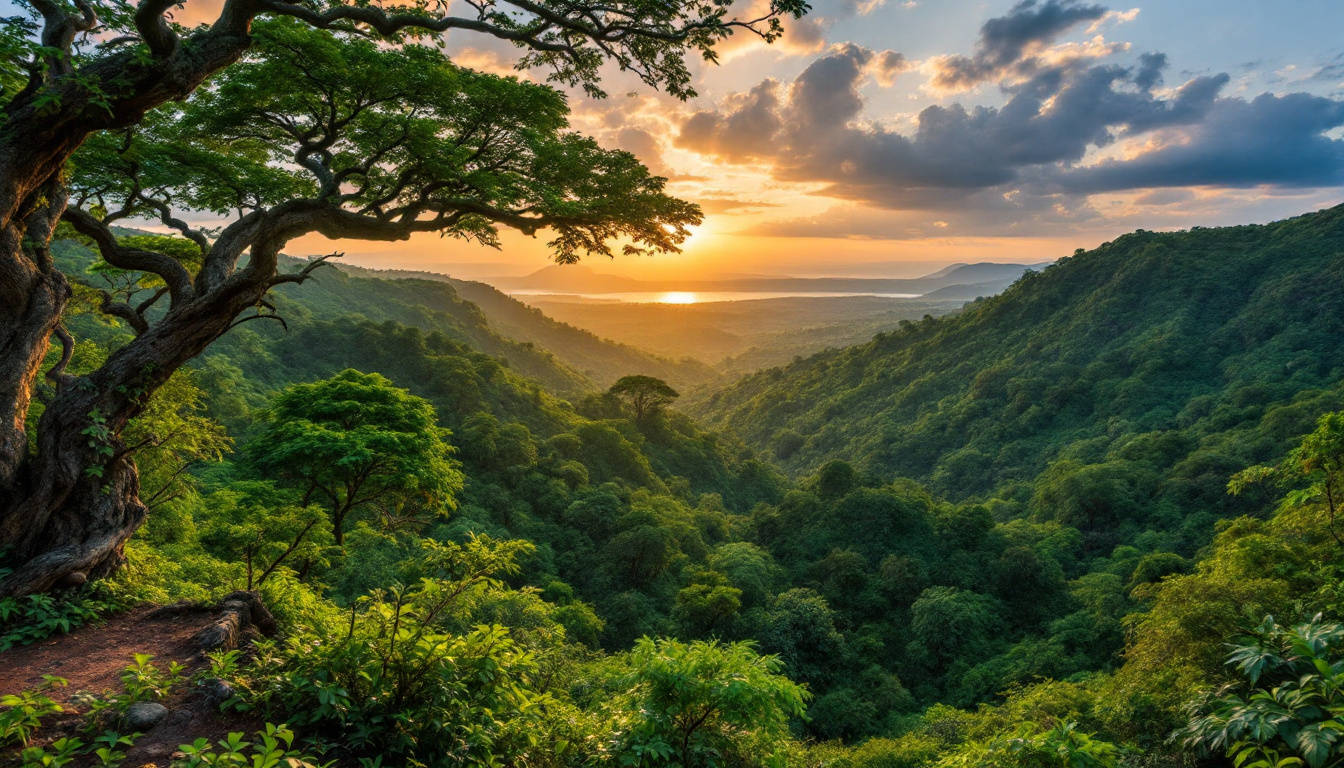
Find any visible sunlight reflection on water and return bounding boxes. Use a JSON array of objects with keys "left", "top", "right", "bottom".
[{"left": 505, "top": 290, "right": 923, "bottom": 304}]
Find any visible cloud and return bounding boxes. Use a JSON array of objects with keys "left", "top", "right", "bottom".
[
  {"left": 610, "top": 127, "right": 671, "bottom": 176},
  {"left": 870, "top": 50, "right": 914, "bottom": 86},
  {"left": 1307, "top": 53, "right": 1344, "bottom": 84},
  {"left": 695, "top": 195, "right": 785, "bottom": 214},
  {"left": 674, "top": 34, "right": 1344, "bottom": 237},
  {"left": 928, "top": 0, "right": 1108, "bottom": 91},
  {"left": 679, "top": 80, "right": 786, "bottom": 160},
  {"left": 1057, "top": 92, "right": 1344, "bottom": 193}
]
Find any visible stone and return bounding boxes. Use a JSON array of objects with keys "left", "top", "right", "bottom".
[
  {"left": 201, "top": 677, "right": 234, "bottom": 702},
  {"left": 124, "top": 701, "right": 169, "bottom": 730}
]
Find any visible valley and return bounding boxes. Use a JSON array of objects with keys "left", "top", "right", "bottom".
[{"left": 4, "top": 3, "right": 1343, "bottom": 767}]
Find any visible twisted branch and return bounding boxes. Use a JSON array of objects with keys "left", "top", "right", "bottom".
[{"left": 62, "top": 207, "right": 195, "bottom": 306}]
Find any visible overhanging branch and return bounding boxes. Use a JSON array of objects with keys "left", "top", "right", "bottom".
[
  {"left": 135, "top": 0, "right": 181, "bottom": 57},
  {"left": 62, "top": 207, "right": 195, "bottom": 306}
]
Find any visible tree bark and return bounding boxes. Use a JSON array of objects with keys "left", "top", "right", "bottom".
[
  {"left": 0, "top": 275, "right": 268, "bottom": 595},
  {"left": 0, "top": 6, "right": 261, "bottom": 596}
]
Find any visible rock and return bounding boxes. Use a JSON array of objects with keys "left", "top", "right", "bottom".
[
  {"left": 58, "top": 571, "right": 87, "bottom": 587},
  {"left": 201, "top": 677, "right": 234, "bottom": 702},
  {"left": 124, "top": 702, "right": 169, "bottom": 730}
]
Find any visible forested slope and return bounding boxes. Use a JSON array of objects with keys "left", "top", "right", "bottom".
[
  {"left": 335, "top": 263, "right": 716, "bottom": 388},
  {"left": 13, "top": 212, "right": 1344, "bottom": 768},
  {"left": 697, "top": 205, "right": 1344, "bottom": 512}
]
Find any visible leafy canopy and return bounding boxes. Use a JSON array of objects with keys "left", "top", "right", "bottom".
[
  {"left": 247, "top": 369, "right": 464, "bottom": 543},
  {"left": 605, "top": 637, "right": 809, "bottom": 768},
  {"left": 1179, "top": 614, "right": 1344, "bottom": 768},
  {"left": 70, "top": 19, "right": 701, "bottom": 270},
  {"left": 609, "top": 375, "right": 681, "bottom": 423}
]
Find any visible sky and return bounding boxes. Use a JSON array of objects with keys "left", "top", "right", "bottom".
[
  {"left": 306, "top": 0, "right": 1344, "bottom": 280},
  {"left": 18, "top": 0, "right": 1344, "bottom": 280}
]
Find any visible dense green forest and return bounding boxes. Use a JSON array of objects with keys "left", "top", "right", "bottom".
[
  {"left": 336, "top": 263, "right": 716, "bottom": 389},
  {"left": 697, "top": 208, "right": 1344, "bottom": 547},
  {"left": 7, "top": 208, "right": 1344, "bottom": 768}
]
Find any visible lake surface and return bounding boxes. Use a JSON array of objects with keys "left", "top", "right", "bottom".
[{"left": 504, "top": 290, "right": 923, "bottom": 304}]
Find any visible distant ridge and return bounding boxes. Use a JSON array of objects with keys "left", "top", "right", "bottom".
[
  {"left": 332, "top": 262, "right": 715, "bottom": 389},
  {"left": 922, "top": 262, "right": 970, "bottom": 279},
  {"left": 486, "top": 261, "right": 1051, "bottom": 296}
]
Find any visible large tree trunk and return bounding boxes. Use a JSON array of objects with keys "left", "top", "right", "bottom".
[
  {"left": 0, "top": 180, "right": 70, "bottom": 492},
  {"left": 0, "top": 280, "right": 266, "bottom": 596},
  {"left": 0, "top": 17, "right": 259, "bottom": 596},
  {"left": 0, "top": 192, "right": 278, "bottom": 595}
]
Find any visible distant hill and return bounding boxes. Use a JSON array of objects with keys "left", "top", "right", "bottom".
[
  {"left": 486, "top": 261, "right": 1050, "bottom": 296},
  {"left": 52, "top": 240, "right": 598, "bottom": 396},
  {"left": 441, "top": 279, "right": 717, "bottom": 389},
  {"left": 919, "top": 279, "right": 1020, "bottom": 301},
  {"left": 695, "top": 207, "right": 1344, "bottom": 510},
  {"left": 333, "top": 261, "right": 1047, "bottom": 376},
  {"left": 488, "top": 264, "right": 648, "bottom": 293},
  {"left": 326, "top": 263, "right": 717, "bottom": 389},
  {"left": 527, "top": 295, "right": 970, "bottom": 370}
]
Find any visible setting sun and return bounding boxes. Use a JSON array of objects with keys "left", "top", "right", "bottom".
[{"left": 657, "top": 291, "right": 698, "bottom": 304}]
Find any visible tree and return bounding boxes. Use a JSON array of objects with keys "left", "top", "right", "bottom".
[
  {"left": 608, "top": 375, "right": 680, "bottom": 424},
  {"left": 607, "top": 637, "right": 808, "bottom": 768},
  {"left": 247, "top": 369, "right": 464, "bottom": 545},
  {"left": 909, "top": 586, "right": 1003, "bottom": 667},
  {"left": 938, "top": 721, "right": 1122, "bottom": 768},
  {"left": 0, "top": 0, "right": 808, "bottom": 597},
  {"left": 1178, "top": 614, "right": 1344, "bottom": 768},
  {"left": 1280, "top": 412, "right": 1344, "bottom": 547},
  {"left": 673, "top": 572, "right": 742, "bottom": 638},
  {"left": 756, "top": 588, "right": 845, "bottom": 688},
  {"left": 198, "top": 482, "right": 334, "bottom": 589}
]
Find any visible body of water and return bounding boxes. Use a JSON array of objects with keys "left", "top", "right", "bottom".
[{"left": 504, "top": 290, "right": 923, "bottom": 304}]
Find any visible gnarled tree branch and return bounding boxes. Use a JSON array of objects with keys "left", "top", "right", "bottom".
[{"left": 62, "top": 207, "right": 195, "bottom": 306}]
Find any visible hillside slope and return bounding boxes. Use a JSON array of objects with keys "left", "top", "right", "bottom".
[
  {"left": 336, "top": 264, "right": 716, "bottom": 388},
  {"left": 54, "top": 240, "right": 598, "bottom": 397},
  {"left": 529, "top": 295, "right": 968, "bottom": 368},
  {"left": 695, "top": 206, "right": 1344, "bottom": 504}
]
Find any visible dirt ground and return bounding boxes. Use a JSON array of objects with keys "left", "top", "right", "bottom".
[{"left": 1, "top": 605, "right": 262, "bottom": 767}]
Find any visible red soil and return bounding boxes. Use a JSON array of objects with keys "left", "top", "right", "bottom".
[{"left": 0, "top": 605, "right": 262, "bottom": 767}]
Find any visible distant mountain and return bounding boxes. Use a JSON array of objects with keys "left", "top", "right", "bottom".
[
  {"left": 695, "top": 206, "right": 1344, "bottom": 506},
  {"left": 921, "top": 262, "right": 970, "bottom": 279},
  {"left": 528, "top": 295, "right": 970, "bottom": 369},
  {"left": 933, "top": 262, "right": 1049, "bottom": 285},
  {"left": 483, "top": 261, "right": 1051, "bottom": 296},
  {"left": 489, "top": 264, "right": 647, "bottom": 293},
  {"left": 442, "top": 279, "right": 718, "bottom": 389},
  {"left": 919, "top": 279, "right": 1020, "bottom": 301}
]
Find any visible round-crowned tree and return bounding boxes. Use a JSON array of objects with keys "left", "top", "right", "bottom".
[
  {"left": 247, "top": 369, "right": 463, "bottom": 545},
  {"left": 608, "top": 375, "right": 680, "bottom": 424}
]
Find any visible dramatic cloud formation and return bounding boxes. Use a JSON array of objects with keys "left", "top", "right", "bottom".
[
  {"left": 930, "top": 0, "right": 1108, "bottom": 90},
  {"left": 672, "top": 0, "right": 1344, "bottom": 237}
]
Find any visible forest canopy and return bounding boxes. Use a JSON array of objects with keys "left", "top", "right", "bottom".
[{"left": 6, "top": 207, "right": 1344, "bottom": 767}]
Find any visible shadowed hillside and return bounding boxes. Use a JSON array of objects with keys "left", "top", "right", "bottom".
[{"left": 696, "top": 206, "right": 1344, "bottom": 505}]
